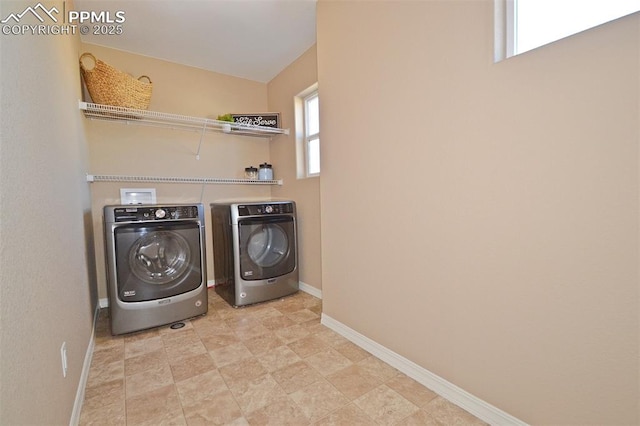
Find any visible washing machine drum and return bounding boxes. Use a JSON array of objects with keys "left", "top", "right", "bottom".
[
  {"left": 130, "top": 231, "right": 191, "bottom": 285},
  {"left": 239, "top": 219, "right": 296, "bottom": 280}
]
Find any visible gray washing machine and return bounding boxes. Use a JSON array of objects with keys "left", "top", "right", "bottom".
[
  {"left": 211, "top": 200, "right": 298, "bottom": 307},
  {"left": 103, "top": 204, "right": 208, "bottom": 335}
]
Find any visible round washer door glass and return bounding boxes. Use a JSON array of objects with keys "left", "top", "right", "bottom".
[
  {"left": 130, "top": 231, "right": 191, "bottom": 285},
  {"left": 246, "top": 225, "right": 289, "bottom": 268}
]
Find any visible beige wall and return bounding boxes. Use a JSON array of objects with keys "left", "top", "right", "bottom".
[
  {"left": 317, "top": 1, "right": 639, "bottom": 424},
  {"left": 83, "top": 43, "right": 275, "bottom": 300},
  {"left": 0, "top": 1, "right": 95, "bottom": 423},
  {"left": 268, "top": 45, "right": 322, "bottom": 291}
]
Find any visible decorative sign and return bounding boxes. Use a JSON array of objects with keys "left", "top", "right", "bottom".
[{"left": 232, "top": 113, "right": 280, "bottom": 129}]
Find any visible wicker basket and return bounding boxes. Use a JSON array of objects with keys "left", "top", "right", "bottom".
[{"left": 79, "top": 52, "right": 152, "bottom": 110}]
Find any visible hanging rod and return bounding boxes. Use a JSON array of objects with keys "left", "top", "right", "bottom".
[
  {"left": 86, "top": 174, "right": 283, "bottom": 185},
  {"left": 79, "top": 101, "right": 289, "bottom": 138}
]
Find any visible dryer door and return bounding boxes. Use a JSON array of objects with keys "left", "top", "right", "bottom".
[
  {"left": 114, "top": 222, "right": 203, "bottom": 302},
  {"left": 238, "top": 216, "right": 296, "bottom": 281}
]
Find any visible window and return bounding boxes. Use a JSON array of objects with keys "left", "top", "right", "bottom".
[
  {"left": 295, "top": 83, "right": 320, "bottom": 178},
  {"left": 496, "top": 0, "right": 640, "bottom": 60},
  {"left": 304, "top": 91, "right": 320, "bottom": 176}
]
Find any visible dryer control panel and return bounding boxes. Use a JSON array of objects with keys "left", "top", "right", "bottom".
[
  {"left": 112, "top": 205, "right": 201, "bottom": 222},
  {"left": 237, "top": 203, "right": 294, "bottom": 217}
]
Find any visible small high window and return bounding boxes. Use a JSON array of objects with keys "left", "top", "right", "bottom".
[{"left": 496, "top": 0, "right": 640, "bottom": 60}]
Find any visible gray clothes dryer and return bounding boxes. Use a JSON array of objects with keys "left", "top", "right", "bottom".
[{"left": 211, "top": 200, "right": 298, "bottom": 307}]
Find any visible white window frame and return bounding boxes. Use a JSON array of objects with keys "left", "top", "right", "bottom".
[
  {"left": 295, "top": 83, "right": 320, "bottom": 179},
  {"left": 495, "top": 0, "right": 640, "bottom": 62}
]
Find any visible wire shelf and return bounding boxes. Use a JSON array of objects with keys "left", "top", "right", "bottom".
[
  {"left": 86, "top": 174, "right": 282, "bottom": 185},
  {"left": 79, "top": 101, "right": 289, "bottom": 138}
]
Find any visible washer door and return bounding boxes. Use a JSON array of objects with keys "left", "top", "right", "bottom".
[
  {"left": 114, "top": 222, "right": 203, "bottom": 302},
  {"left": 238, "top": 216, "right": 296, "bottom": 280}
]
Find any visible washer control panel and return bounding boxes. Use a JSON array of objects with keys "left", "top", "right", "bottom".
[
  {"left": 237, "top": 202, "right": 294, "bottom": 217},
  {"left": 113, "top": 205, "right": 200, "bottom": 222}
]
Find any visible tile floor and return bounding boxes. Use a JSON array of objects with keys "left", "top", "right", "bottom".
[{"left": 79, "top": 289, "right": 486, "bottom": 425}]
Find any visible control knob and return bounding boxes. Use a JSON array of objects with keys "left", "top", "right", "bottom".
[
  {"left": 155, "top": 209, "right": 167, "bottom": 219},
  {"left": 265, "top": 205, "right": 273, "bottom": 213}
]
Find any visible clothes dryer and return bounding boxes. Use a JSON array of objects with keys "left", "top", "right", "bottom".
[
  {"left": 103, "top": 204, "right": 208, "bottom": 335},
  {"left": 211, "top": 201, "right": 298, "bottom": 307}
]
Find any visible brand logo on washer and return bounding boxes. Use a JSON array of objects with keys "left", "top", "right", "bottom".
[
  {"left": 244, "top": 271, "right": 253, "bottom": 277},
  {"left": 123, "top": 290, "right": 136, "bottom": 297}
]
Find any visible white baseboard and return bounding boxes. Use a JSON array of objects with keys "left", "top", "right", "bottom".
[
  {"left": 69, "top": 304, "right": 99, "bottom": 426},
  {"left": 299, "top": 281, "right": 322, "bottom": 299},
  {"left": 320, "top": 314, "right": 527, "bottom": 426}
]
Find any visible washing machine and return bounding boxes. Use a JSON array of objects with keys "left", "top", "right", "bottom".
[
  {"left": 211, "top": 200, "right": 298, "bottom": 307},
  {"left": 103, "top": 204, "right": 208, "bottom": 335}
]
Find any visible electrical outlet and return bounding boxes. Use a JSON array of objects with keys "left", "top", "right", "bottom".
[{"left": 60, "top": 342, "right": 67, "bottom": 378}]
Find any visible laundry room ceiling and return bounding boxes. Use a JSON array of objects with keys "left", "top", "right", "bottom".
[{"left": 74, "top": 0, "right": 317, "bottom": 83}]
